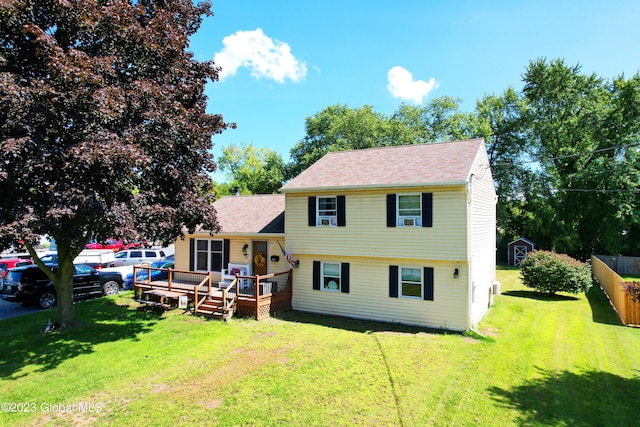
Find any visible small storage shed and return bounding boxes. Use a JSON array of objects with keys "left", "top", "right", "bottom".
[{"left": 508, "top": 237, "right": 535, "bottom": 266}]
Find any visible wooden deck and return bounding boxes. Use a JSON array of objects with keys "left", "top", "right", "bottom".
[{"left": 131, "top": 266, "right": 292, "bottom": 320}]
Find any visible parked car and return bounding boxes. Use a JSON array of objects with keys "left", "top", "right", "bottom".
[
  {"left": 74, "top": 249, "right": 116, "bottom": 269},
  {"left": 123, "top": 241, "right": 151, "bottom": 250},
  {"left": 0, "top": 264, "right": 123, "bottom": 309},
  {"left": 112, "top": 249, "right": 166, "bottom": 267},
  {"left": 39, "top": 253, "right": 58, "bottom": 264},
  {"left": 0, "top": 258, "right": 33, "bottom": 275},
  {"left": 0, "top": 258, "right": 34, "bottom": 287},
  {"left": 123, "top": 260, "right": 174, "bottom": 289},
  {"left": 85, "top": 238, "right": 123, "bottom": 251}
]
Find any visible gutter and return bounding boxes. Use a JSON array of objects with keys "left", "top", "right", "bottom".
[{"left": 280, "top": 180, "right": 469, "bottom": 194}]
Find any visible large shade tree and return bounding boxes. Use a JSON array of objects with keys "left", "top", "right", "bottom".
[{"left": 0, "top": 0, "right": 233, "bottom": 327}]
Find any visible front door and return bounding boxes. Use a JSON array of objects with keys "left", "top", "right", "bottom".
[{"left": 252, "top": 241, "right": 268, "bottom": 276}]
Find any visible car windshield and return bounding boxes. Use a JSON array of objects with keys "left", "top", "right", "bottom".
[
  {"left": 114, "top": 251, "right": 127, "bottom": 259},
  {"left": 150, "top": 261, "right": 165, "bottom": 268}
]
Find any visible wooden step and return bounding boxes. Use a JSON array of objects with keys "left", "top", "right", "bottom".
[{"left": 195, "top": 299, "right": 235, "bottom": 319}]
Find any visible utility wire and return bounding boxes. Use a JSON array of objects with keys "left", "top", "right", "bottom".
[{"left": 491, "top": 141, "right": 640, "bottom": 167}]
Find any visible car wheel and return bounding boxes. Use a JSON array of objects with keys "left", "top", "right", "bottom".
[
  {"left": 38, "top": 291, "right": 57, "bottom": 309},
  {"left": 102, "top": 281, "right": 120, "bottom": 295}
]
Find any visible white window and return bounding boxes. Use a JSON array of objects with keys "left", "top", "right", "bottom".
[
  {"left": 397, "top": 194, "right": 422, "bottom": 227},
  {"left": 322, "top": 262, "right": 341, "bottom": 291},
  {"left": 400, "top": 267, "right": 422, "bottom": 299},
  {"left": 195, "top": 239, "right": 223, "bottom": 272},
  {"left": 317, "top": 196, "right": 337, "bottom": 226}
]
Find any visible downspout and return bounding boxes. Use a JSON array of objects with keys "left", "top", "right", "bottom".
[{"left": 466, "top": 174, "right": 474, "bottom": 330}]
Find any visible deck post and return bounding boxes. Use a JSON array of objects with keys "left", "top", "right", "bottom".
[
  {"left": 168, "top": 268, "right": 173, "bottom": 291},
  {"left": 254, "top": 276, "right": 260, "bottom": 320},
  {"left": 208, "top": 272, "right": 212, "bottom": 295}
]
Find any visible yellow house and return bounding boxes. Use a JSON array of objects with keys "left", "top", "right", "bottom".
[
  {"left": 174, "top": 194, "right": 287, "bottom": 283},
  {"left": 280, "top": 139, "right": 497, "bottom": 331}
]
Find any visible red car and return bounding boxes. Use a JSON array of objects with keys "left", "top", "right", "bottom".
[
  {"left": 0, "top": 258, "right": 34, "bottom": 281},
  {"left": 85, "top": 238, "right": 124, "bottom": 251}
]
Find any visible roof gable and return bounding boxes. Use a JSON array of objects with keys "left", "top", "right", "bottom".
[
  {"left": 213, "top": 194, "right": 285, "bottom": 234},
  {"left": 281, "top": 139, "right": 486, "bottom": 192}
]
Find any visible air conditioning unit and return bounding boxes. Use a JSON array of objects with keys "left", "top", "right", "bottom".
[
  {"left": 492, "top": 281, "right": 501, "bottom": 295},
  {"left": 399, "top": 216, "right": 419, "bottom": 227},
  {"left": 319, "top": 216, "right": 337, "bottom": 226}
]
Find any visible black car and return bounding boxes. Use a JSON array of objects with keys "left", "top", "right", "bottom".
[{"left": 0, "top": 264, "right": 123, "bottom": 309}]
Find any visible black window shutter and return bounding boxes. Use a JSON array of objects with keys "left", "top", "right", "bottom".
[
  {"left": 423, "top": 267, "right": 434, "bottom": 301},
  {"left": 386, "top": 194, "right": 396, "bottom": 227},
  {"left": 422, "top": 193, "right": 433, "bottom": 227},
  {"left": 337, "top": 195, "right": 346, "bottom": 227},
  {"left": 341, "top": 263, "right": 350, "bottom": 293},
  {"left": 389, "top": 265, "right": 398, "bottom": 298},
  {"left": 223, "top": 239, "right": 230, "bottom": 270},
  {"left": 308, "top": 196, "right": 317, "bottom": 227},
  {"left": 189, "top": 238, "right": 195, "bottom": 271},
  {"left": 313, "top": 261, "right": 321, "bottom": 290}
]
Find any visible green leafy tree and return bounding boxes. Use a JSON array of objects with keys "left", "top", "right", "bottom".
[
  {"left": 522, "top": 59, "right": 640, "bottom": 258},
  {"left": 520, "top": 250, "right": 592, "bottom": 294},
  {"left": 287, "top": 99, "right": 474, "bottom": 179},
  {"left": 287, "top": 104, "right": 391, "bottom": 179},
  {"left": 217, "top": 143, "right": 285, "bottom": 194},
  {"left": 0, "top": 0, "right": 232, "bottom": 328}
]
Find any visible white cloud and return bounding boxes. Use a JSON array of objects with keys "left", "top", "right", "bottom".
[
  {"left": 213, "top": 28, "right": 307, "bottom": 83},
  {"left": 386, "top": 66, "right": 438, "bottom": 104}
]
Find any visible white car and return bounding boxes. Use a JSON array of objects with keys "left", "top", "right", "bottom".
[{"left": 112, "top": 249, "right": 166, "bottom": 266}]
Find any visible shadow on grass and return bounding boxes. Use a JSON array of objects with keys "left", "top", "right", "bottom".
[
  {"left": 501, "top": 290, "right": 579, "bottom": 301},
  {"left": 0, "top": 296, "right": 164, "bottom": 379},
  {"left": 489, "top": 367, "right": 640, "bottom": 426},
  {"left": 585, "top": 284, "right": 625, "bottom": 326},
  {"left": 274, "top": 310, "right": 461, "bottom": 335}
]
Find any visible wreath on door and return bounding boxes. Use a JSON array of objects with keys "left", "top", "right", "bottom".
[{"left": 254, "top": 253, "right": 266, "bottom": 268}]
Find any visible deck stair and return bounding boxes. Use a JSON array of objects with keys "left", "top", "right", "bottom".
[{"left": 194, "top": 295, "right": 235, "bottom": 320}]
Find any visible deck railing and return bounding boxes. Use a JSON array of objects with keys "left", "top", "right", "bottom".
[{"left": 132, "top": 266, "right": 292, "bottom": 320}]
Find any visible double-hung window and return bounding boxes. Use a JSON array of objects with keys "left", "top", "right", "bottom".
[
  {"left": 397, "top": 194, "right": 422, "bottom": 227},
  {"left": 317, "top": 196, "right": 337, "bottom": 226},
  {"left": 195, "top": 239, "right": 223, "bottom": 272},
  {"left": 322, "top": 262, "right": 341, "bottom": 291},
  {"left": 313, "top": 261, "right": 350, "bottom": 293},
  {"left": 389, "top": 265, "right": 434, "bottom": 300},
  {"left": 400, "top": 267, "right": 422, "bottom": 299}
]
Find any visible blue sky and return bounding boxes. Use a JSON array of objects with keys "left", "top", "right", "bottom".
[{"left": 188, "top": 0, "right": 640, "bottom": 182}]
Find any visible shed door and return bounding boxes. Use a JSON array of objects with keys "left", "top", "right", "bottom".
[
  {"left": 252, "top": 241, "right": 268, "bottom": 276},
  {"left": 514, "top": 246, "right": 529, "bottom": 266}
]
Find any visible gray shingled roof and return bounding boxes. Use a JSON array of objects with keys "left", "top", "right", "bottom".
[
  {"left": 213, "top": 194, "right": 285, "bottom": 234},
  {"left": 280, "top": 139, "right": 485, "bottom": 192}
]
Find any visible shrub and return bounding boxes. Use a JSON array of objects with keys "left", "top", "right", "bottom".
[
  {"left": 622, "top": 281, "right": 640, "bottom": 302},
  {"left": 520, "top": 250, "right": 592, "bottom": 294}
]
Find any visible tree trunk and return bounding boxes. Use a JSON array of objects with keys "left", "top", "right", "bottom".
[{"left": 54, "top": 244, "right": 79, "bottom": 328}]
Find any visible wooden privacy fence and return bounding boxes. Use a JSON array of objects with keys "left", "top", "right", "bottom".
[
  {"left": 592, "top": 255, "right": 640, "bottom": 326},
  {"left": 594, "top": 255, "right": 640, "bottom": 276}
]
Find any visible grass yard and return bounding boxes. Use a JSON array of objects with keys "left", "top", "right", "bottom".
[{"left": 1, "top": 266, "right": 639, "bottom": 426}]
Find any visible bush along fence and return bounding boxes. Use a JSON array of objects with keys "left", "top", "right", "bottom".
[{"left": 592, "top": 255, "right": 640, "bottom": 326}]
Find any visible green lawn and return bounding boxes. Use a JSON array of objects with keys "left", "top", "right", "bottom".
[{"left": 1, "top": 266, "right": 639, "bottom": 426}]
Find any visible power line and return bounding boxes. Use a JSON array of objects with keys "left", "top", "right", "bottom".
[
  {"left": 491, "top": 141, "right": 640, "bottom": 167},
  {"left": 556, "top": 188, "right": 640, "bottom": 193}
]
